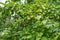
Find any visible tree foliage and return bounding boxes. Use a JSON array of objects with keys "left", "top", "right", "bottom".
[{"left": 0, "top": 0, "right": 60, "bottom": 40}]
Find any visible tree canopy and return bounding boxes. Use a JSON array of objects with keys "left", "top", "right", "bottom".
[{"left": 0, "top": 0, "right": 60, "bottom": 40}]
